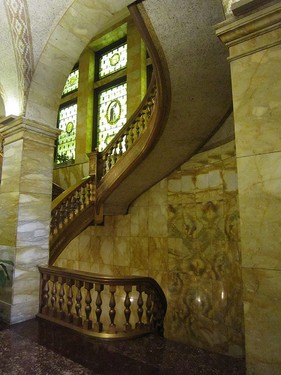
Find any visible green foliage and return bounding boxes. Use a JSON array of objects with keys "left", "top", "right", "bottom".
[
  {"left": 0, "top": 260, "right": 14, "bottom": 288},
  {"left": 55, "top": 152, "right": 74, "bottom": 165}
]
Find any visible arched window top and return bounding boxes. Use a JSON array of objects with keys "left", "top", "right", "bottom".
[{"left": 62, "top": 67, "right": 79, "bottom": 96}]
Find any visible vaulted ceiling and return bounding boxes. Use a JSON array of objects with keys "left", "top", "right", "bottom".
[{"left": 0, "top": 0, "right": 236, "bottom": 213}]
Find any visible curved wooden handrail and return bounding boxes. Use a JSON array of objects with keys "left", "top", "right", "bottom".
[
  {"left": 95, "top": 3, "right": 171, "bottom": 212},
  {"left": 38, "top": 265, "right": 167, "bottom": 339}
]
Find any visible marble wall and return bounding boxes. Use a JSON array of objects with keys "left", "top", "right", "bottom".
[
  {"left": 53, "top": 162, "right": 89, "bottom": 191},
  {"left": 55, "top": 140, "right": 244, "bottom": 357}
]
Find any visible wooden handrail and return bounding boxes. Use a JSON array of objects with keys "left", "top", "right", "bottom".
[
  {"left": 38, "top": 266, "right": 167, "bottom": 339},
  {"left": 93, "top": 3, "right": 171, "bottom": 212}
]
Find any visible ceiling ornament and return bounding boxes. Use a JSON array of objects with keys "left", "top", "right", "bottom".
[{"left": 4, "top": 0, "right": 34, "bottom": 114}]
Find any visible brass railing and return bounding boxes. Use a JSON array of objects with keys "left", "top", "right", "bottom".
[{"left": 38, "top": 266, "right": 167, "bottom": 339}]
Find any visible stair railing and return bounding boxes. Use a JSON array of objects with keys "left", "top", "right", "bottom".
[
  {"left": 96, "top": 75, "right": 157, "bottom": 179},
  {"left": 50, "top": 175, "right": 96, "bottom": 240},
  {"left": 50, "top": 75, "right": 158, "bottom": 264},
  {"left": 49, "top": 175, "right": 103, "bottom": 264},
  {"left": 38, "top": 265, "right": 167, "bottom": 339}
]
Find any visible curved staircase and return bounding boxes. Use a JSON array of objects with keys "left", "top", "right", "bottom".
[
  {"left": 45, "top": 1, "right": 232, "bottom": 340},
  {"left": 50, "top": 0, "right": 231, "bottom": 264}
]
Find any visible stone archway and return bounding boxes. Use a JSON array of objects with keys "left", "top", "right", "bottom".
[{"left": 25, "top": 0, "right": 135, "bottom": 128}]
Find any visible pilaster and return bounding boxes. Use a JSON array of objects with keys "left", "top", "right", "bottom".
[
  {"left": 0, "top": 117, "right": 59, "bottom": 323},
  {"left": 216, "top": 2, "right": 281, "bottom": 373}
]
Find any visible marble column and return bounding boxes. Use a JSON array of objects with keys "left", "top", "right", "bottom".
[
  {"left": 0, "top": 117, "right": 59, "bottom": 324},
  {"left": 216, "top": 2, "right": 281, "bottom": 374}
]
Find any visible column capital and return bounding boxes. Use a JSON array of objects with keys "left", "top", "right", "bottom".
[
  {"left": 0, "top": 116, "right": 60, "bottom": 146},
  {"left": 215, "top": 2, "right": 281, "bottom": 61}
]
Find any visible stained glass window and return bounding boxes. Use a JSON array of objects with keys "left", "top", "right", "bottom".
[
  {"left": 55, "top": 102, "right": 77, "bottom": 164},
  {"left": 97, "top": 82, "right": 127, "bottom": 151},
  {"left": 62, "top": 68, "right": 79, "bottom": 96},
  {"left": 98, "top": 43, "right": 127, "bottom": 79}
]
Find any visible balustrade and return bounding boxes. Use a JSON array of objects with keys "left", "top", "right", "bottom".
[
  {"left": 99, "top": 78, "right": 157, "bottom": 178},
  {"left": 38, "top": 266, "right": 167, "bottom": 340},
  {"left": 50, "top": 175, "right": 96, "bottom": 243}
]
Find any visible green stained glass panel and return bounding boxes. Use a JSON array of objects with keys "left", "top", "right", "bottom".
[
  {"left": 97, "top": 82, "right": 127, "bottom": 151},
  {"left": 99, "top": 43, "right": 127, "bottom": 79},
  {"left": 55, "top": 102, "right": 77, "bottom": 164},
  {"left": 62, "top": 68, "right": 79, "bottom": 96}
]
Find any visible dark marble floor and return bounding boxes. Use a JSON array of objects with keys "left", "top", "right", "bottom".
[{"left": 0, "top": 319, "right": 245, "bottom": 375}]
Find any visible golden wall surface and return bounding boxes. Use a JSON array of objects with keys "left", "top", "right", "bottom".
[
  {"left": 216, "top": 3, "right": 281, "bottom": 373},
  {"left": 55, "top": 140, "right": 244, "bottom": 357}
]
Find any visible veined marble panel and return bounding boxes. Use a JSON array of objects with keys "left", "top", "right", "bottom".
[
  {"left": 0, "top": 192, "right": 19, "bottom": 247},
  {"left": 243, "top": 268, "right": 281, "bottom": 374},
  {"left": 231, "top": 44, "right": 281, "bottom": 157},
  {"left": 17, "top": 194, "right": 51, "bottom": 247},
  {"left": 237, "top": 152, "right": 281, "bottom": 269},
  {"left": 0, "top": 140, "right": 23, "bottom": 193}
]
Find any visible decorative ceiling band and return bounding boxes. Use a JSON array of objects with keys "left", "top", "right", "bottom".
[{"left": 4, "top": 0, "right": 34, "bottom": 114}]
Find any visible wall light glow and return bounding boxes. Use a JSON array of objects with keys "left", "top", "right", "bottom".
[{"left": 5, "top": 96, "right": 21, "bottom": 117}]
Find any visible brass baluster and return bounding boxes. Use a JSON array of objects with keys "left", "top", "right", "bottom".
[
  {"left": 57, "top": 276, "right": 65, "bottom": 320},
  {"left": 135, "top": 285, "right": 145, "bottom": 329},
  {"left": 53, "top": 210, "right": 60, "bottom": 235},
  {"left": 69, "top": 194, "right": 76, "bottom": 219},
  {"left": 124, "top": 129, "right": 129, "bottom": 150},
  {"left": 74, "top": 280, "right": 83, "bottom": 326},
  {"left": 107, "top": 152, "right": 112, "bottom": 172},
  {"left": 123, "top": 285, "right": 132, "bottom": 332},
  {"left": 108, "top": 285, "right": 117, "bottom": 333},
  {"left": 74, "top": 190, "right": 81, "bottom": 215},
  {"left": 145, "top": 290, "right": 152, "bottom": 328},
  {"left": 85, "top": 182, "right": 90, "bottom": 206},
  {"left": 140, "top": 111, "right": 146, "bottom": 131},
  {"left": 135, "top": 118, "right": 140, "bottom": 138},
  {"left": 65, "top": 199, "right": 71, "bottom": 225},
  {"left": 129, "top": 126, "right": 135, "bottom": 147},
  {"left": 118, "top": 138, "right": 123, "bottom": 156},
  {"left": 94, "top": 283, "right": 104, "bottom": 332},
  {"left": 58, "top": 205, "right": 64, "bottom": 230},
  {"left": 83, "top": 282, "right": 93, "bottom": 330},
  {"left": 89, "top": 180, "right": 95, "bottom": 202},
  {"left": 113, "top": 147, "right": 118, "bottom": 165},
  {"left": 41, "top": 274, "right": 50, "bottom": 315},
  {"left": 102, "top": 153, "right": 107, "bottom": 176},
  {"left": 50, "top": 213, "right": 56, "bottom": 239},
  {"left": 80, "top": 186, "right": 86, "bottom": 211},
  {"left": 50, "top": 275, "right": 58, "bottom": 317},
  {"left": 65, "top": 278, "right": 74, "bottom": 323},
  {"left": 151, "top": 294, "right": 163, "bottom": 335}
]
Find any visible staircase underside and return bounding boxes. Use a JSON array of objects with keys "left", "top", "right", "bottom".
[{"left": 103, "top": 0, "right": 232, "bottom": 215}]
